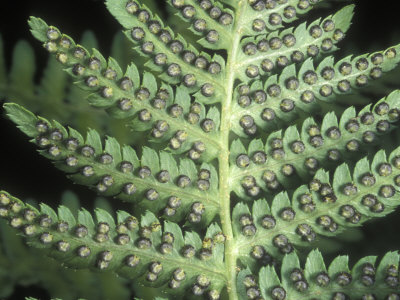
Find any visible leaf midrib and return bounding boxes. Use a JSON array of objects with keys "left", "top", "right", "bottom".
[{"left": 219, "top": 1, "right": 249, "bottom": 299}]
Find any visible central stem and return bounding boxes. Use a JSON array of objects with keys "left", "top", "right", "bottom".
[{"left": 219, "top": 1, "right": 245, "bottom": 299}]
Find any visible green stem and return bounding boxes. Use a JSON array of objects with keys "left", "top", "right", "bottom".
[{"left": 220, "top": 1, "right": 246, "bottom": 299}]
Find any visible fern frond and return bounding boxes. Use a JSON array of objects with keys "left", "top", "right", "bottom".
[
  {"left": 241, "top": 0, "right": 329, "bottom": 38},
  {"left": 230, "top": 90, "right": 400, "bottom": 198},
  {"left": 167, "top": 0, "right": 234, "bottom": 50},
  {"left": 232, "top": 41, "right": 400, "bottom": 137},
  {"left": 0, "top": 192, "right": 130, "bottom": 300},
  {"left": 4, "top": 103, "right": 220, "bottom": 224},
  {"left": 8, "top": 40, "right": 36, "bottom": 96},
  {"left": 0, "top": 191, "right": 227, "bottom": 298},
  {"left": 28, "top": 17, "right": 221, "bottom": 159},
  {"left": 236, "top": 5, "right": 354, "bottom": 82},
  {"left": 0, "top": 33, "right": 140, "bottom": 145},
  {"left": 237, "top": 250, "right": 400, "bottom": 299},
  {"left": 233, "top": 145, "right": 400, "bottom": 269},
  {"left": 3, "top": 0, "right": 400, "bottom": 299},
  {"left": 105, "top": 0, "right": 226, "bottom": 96},
  {"left": 111, "top": 31, "right": 136, "bottom": 70}
]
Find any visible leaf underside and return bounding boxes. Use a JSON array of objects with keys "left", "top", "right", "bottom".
[{"left": 2, "top": 0, "right": 400, "bottom": 299}]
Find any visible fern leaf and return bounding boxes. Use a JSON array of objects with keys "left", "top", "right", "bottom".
[
  {"left": 241, "top": 0, "right": 330, "bottom": 37},
  {"left": 3, "top": 103, "right": 220, "bottom": 224},
  {"left": 167, "top": 0, "right": 234, "bottom": 50},
  {"left": 28, "top": 17, "right": 221, "bottom": 159},
  {"left": 236, "top": 5, "right": 354, "bottom": 82},
  {"left": 0, "top": 33, "right": 139, "bottom": 145},
  {"left": 230, "top": 90, "right": 400, "bottom": 198},
  {"left": 110, "top": 31, "right": 136, "bottom": 70},
  {"left": 232, "top": 43, "right": 400, "bottom": 136},
  {"left": 105, "top": 0, "right": 226, "bottom": 94},
  {"left": 233, "top": 145, "right": 400, "bottom": 269},
  {"left": 3, "top": 0, "right": 400, "bottom": 299},
  {"left": 0, "top": 193, "right": 130, "bottom": 300},
  {"left": 238, "top": 250, "right": 400, "bottom": 299},
  {"left": 37, "top": 53, "right": 68, "bottom": 107},
  {"left": 9, "top": 40, "right": 36, "bottom": 96},
  {"left": 0, "top": 191, "right": 226, "bottom": 298}
]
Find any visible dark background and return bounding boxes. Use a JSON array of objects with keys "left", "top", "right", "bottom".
[{"left": 1, "top": 0, "right": 400, "bottom": 299}]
